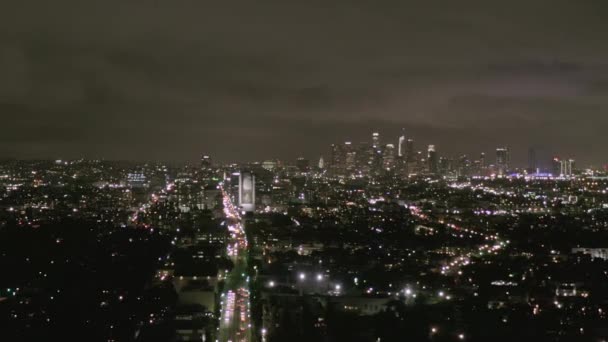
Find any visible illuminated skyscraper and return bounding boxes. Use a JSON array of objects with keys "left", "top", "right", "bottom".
[
  {"left": 457, "top": 154, "right": 471, "bottom": 177},
  {"left": 398, "top": 130, "right": 406, "bottom": 157},
  {"left": 372, "top": 132, "right": 380, "bottom": 150},
  {"left": 496, "top": 147, "right": 510, "bottom": 175},
  {"left": 427, "top": 145, "right": 438, "bottom": 174},
  {"left": 383, "top": 144, "right": 396, "bottom": 169},
  {"left": 330, "top": 144, "right": 344, "bottom": 175},
  {"left": 370, "top": 133, "right": 383, "bottom": 175},
  {"left": 201, "top": 155, "right": 212, "bottom": 169},
  {"left": 238, "top": 171, "right": 255, "bottom": 212},
  {"left": 356, "top": 141, "right": 372, "bottom": 174},
  {"left": 344, "top": 141, "right": 357, "bottom": 172},
  {"left": 406, "top": 139, "right": 415, "bottom": 162},
  {"left": 404, "top": 138, "right": 415, "bottom": 174},
  {"left": 474, "top": 152, "right": 486, "bottom": 175}
]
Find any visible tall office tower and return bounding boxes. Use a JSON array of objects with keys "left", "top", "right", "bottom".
[
  {"left": 398, "top": 130, "right": 406, "bottom": 157},
  {"left": 201, "top": 155, "right": 212, "bottom": 169},
  {"left": 403, "top": 138, "right": 414, "bottom": 174},
  {"left": 344, "top": 141, "right": 357, "bottom": 173},
  {"left": 415, "top": 151, "right": 426, "bottom": 174},
  {"left": 296, "top": 157, "right": 310, "bottom": 173},
  {"left": 330, "top": 143, "right": 345, "bottom": 175},
  {"left": 230, "top": 171, "right": 240, "bottom": 185},
  {"left": 439, "top": 157, "right": 452, "bottom": 176},
  {"left": 457, "top": 155, "right": 472, "bottom": 177},
  {"left": 528, "top": 147, "right": 537, "bottom": 172},
  {"left": 427, "top": 145, "right": 439, "bottom": 174},
  {"left": 356, "top": 141, "right": 372, "bottom": 174},
  {"left": 382, "top": 144, "right": 396, "bottom": 169},
  {"left": 372, "top": 132, "right": 380, "bottom": 150},
  {"left": 318, "top": 156, "right": 325, "bottom": 170},
  {"left": 496, "top": 147, "right": 510, "bottom": 175},
  {"left": 239, "top": 171, "right": 255, "bottom": 212},
  {"left": 369, "top": 133, "right": 383, "bottom": 175},
  {"left": 473, "top": 152, "right": 486, "bottom": 175},
  {"left": 552, "top": 157, "right": 562, "bottom": 176},
  {"left": 406, "top": 139, "right": 415, "bottom": 162}
]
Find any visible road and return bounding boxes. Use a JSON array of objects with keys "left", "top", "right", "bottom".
[
  {"left": 218, "top": 185, "right": 252, "bottom": 342},
  {"left": 408, "top": 205, "right": 507, "bottom": 276}
]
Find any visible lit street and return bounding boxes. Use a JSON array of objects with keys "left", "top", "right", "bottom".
[{"left": 218, "top": 184, "right": 251, "bottom": 342}]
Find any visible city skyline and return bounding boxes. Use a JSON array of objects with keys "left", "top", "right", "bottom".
[{"left": 0, "top": 127, "right": 596, "bottom": 169}]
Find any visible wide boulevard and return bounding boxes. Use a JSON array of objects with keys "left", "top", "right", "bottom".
[{"left": 218, "top": 185, "right": 251, "bottom": 342}]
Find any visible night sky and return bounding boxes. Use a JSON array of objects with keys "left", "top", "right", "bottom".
[{"left": 1, "top": 1, "right": 607, "bottom": 165}]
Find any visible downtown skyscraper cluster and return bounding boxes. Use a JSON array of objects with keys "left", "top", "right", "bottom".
[{"left": 327, "top": 131, "right": 579, "bottom": 179}]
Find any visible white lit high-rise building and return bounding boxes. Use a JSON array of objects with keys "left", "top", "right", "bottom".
[
  {"left": 427, "top": 145, "right": 439, "bottom": 174},
  {"left": 496, "top": 147, "right": 510, "bottom": 175},
  {"left": 382, "top": 144, "right": 396, "bottom": 169},
  {"left": 398, "top": 130, "right": 406, "bottom": 157},
  {"left": 238, "top": 171, "right": 255, "bottom": 212},
  {"left": 372, "top": 132, "right": 380, "bottom": 150}
]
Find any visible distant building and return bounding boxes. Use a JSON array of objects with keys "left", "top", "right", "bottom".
[
  {"left": 127, "top": 172, "right": 147, "bottom": 188},
  {"left": 427, "top": 145, "right": 438, "bottom": 174},
  {"left": 553, "top": 157, "right": 575, "bottom": 176},
  {"left": 406, "top": 139, "right": 415, "bottom": 161},
  {"left": 296, "top": 157, "right": 310, "bottom": 173},
  {"left": 382, "top": 144, "right": 396, "bottom": 169},
  {"left": 528, "top": 148, "right": 537, "bottom": 172},
  {"left": 318, "top": 156, "right": 325, "bottom": 170},
  {"left": 200, "top": 155, "right": 212, "bottom": 169},
  {"left": 356, "top": 142, "right": 372, "bottom": 174},
  {"left": 496, "top": 147, "right": 510, "bottom": 175},
  {"left": 344, "top": 142, "right": 357, "bottom": 173},
  {"left": 398, "top": 130, "right": 406, "bottom": 157},
  {"left": 239, "top": 171, "right": 255, "bottom": 212},
  {"left": 262, "top": 160, "right": 277, "bottom": 171},
  {"left": 572, "top": 248, "right": 608, "bottom": 260},
  {"left": 330, "top": 143, "right": 345, "bottom": 175},
  {"left": 372, "top": 132, "right": 380, "bottom": 150}
]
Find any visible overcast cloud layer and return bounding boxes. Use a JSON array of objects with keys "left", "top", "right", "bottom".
[{"left": 1, "top": 1, "right": 607, "bottom": 165}]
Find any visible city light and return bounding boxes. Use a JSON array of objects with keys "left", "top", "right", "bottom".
[{"left": 2, "top": 121, "right": 605, "bottom": 342}]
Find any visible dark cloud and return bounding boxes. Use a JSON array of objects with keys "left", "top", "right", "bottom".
[{"left": 0, "top": 0, "right": 607, "bottom": 165}]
